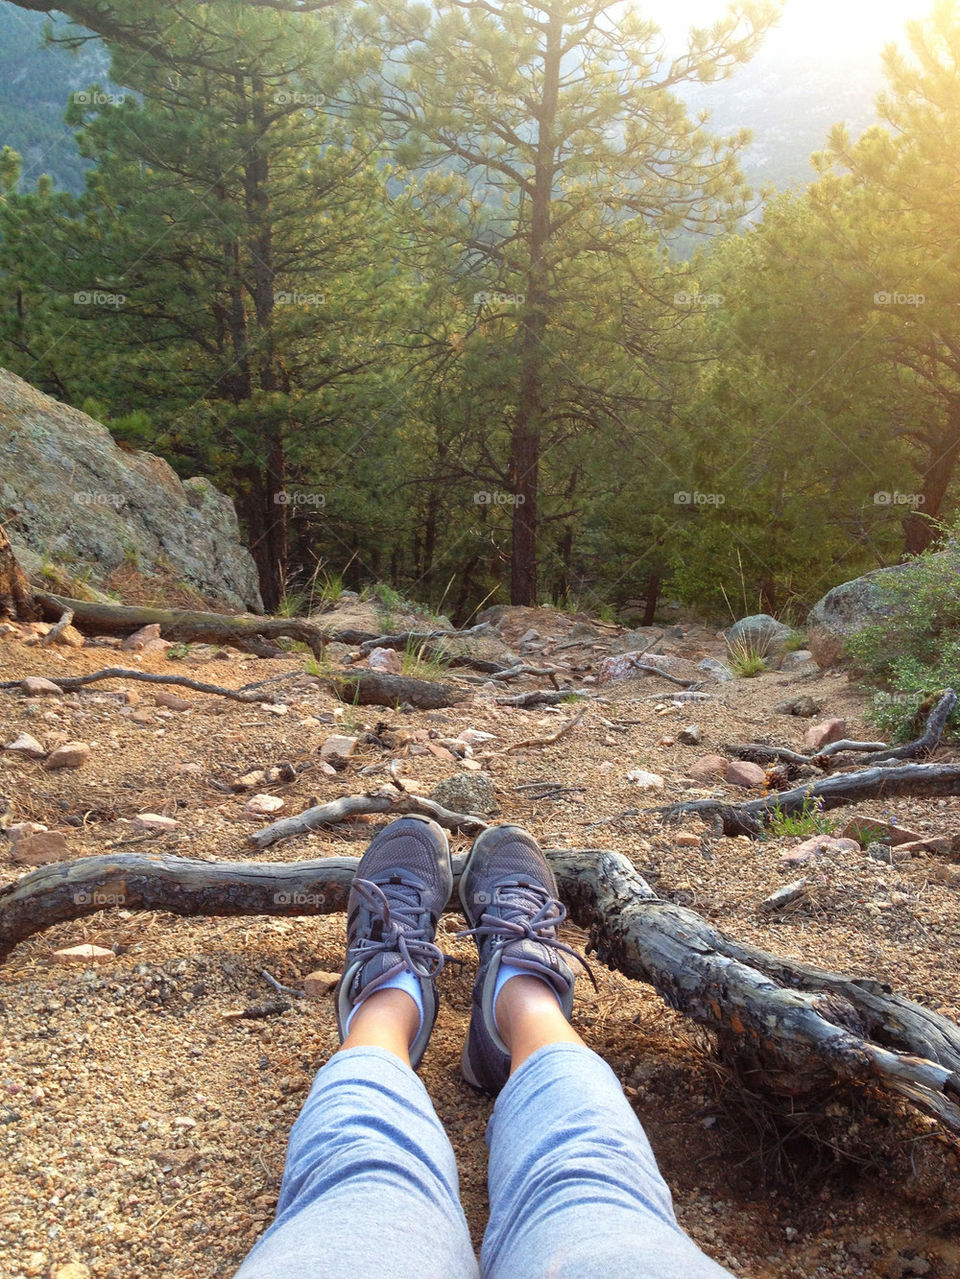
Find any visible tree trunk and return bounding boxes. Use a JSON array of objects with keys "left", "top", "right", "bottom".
[
  {"left": 510, "top": 11, "right": 561, "bottom": 606},
  {"left": 903, "top": 411, "right": 960, "bottom": 555},
  {"left": 0, "top": 523, "right": 39, "bottom": 621}
]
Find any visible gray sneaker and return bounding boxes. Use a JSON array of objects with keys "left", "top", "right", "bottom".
[
  {"left": 458, "top": 824, "right": 595, "bottom": 1093},
  {"left": 336, "top": 815, "right": 453, "bottom": 1069}
]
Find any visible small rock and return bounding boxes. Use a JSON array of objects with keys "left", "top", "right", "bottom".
[
  {"left": 803, "top": 718, "right": 847, "bottom": 751},
  {"left": 129, "top": 707, "right": 155, "bottom": 726},
  {"left": 895, "top": 836, "right": 956, "bottom": 856},
  {"left": 774, "top": 696, "right": 821, "bottom": 718},
  {"left": 686, "top": 754, "right": 730, "bottom": 782},
  {"left": 172, "top": 1115, "right": 197, "bottom": 1129},
  {"left": 53, "top": 1267, "right": 91, "bottom": 1279},
  {"left": 320, "top": 735, "right": 359, "bottom": 763},
  {"left": 120, "top": 688, "right": 141, "bottom": 706},
  {"left": 122, "top": 623, "right": 163, "bottom": 650},
  {"left": 678, "top": 725, "right": 702, "bottom": 746},
  {"left": 725, "top": 760, "right": 767, "bottom": 789},
  {"left": 517, "top": 628, "right": 540, "bottom": 644},
  {"left": 458, "top": 729, "right": 495, "bottom": 745},
  {"left": 154, "top": 691, "right": 193, "bottom": 711},
  {"left": 697, "top": 657, "right": 733, "bottom": 682},
  {"left": 232, "top": 769, "right": 267, "bottom": 792},
  {"left": 54, "top": 622, "right": 85, "bottom": 649},
  {"left": 367, "top": 646, "right": 403, "bottom": 674},
  {"left": 246, "top": 794, "right": 284, "bottom": 815},
  {"left": 674, "top": 833, "right": 701, "bottom": 849},
  {"left": 5, "top": 821, "right": 48, "bottom": 839},
  {"left": 842, "top": 818, "right": 925, "bottom": 847},
  {"left": 760, "top": 880, "right": 809, "bottom": 914},
  {"left": 3, "top": 731, "right": 46, "bottom": 759},
  {"left": 320, "top": 762, "right": 338, "bottom": 776},
  {"left": 658, "top": 736, "right": 676, "bottom": 746},
  {"left": 866, "top": 842, "right": 894, "bottom": 863},
  {"left": 626, "top": 769, "right": 665, "bottom": 791},
  {"left": 260, "top": 702, "right": 289, "bottom": 715},
  {"left": 175, "top": 762, "right": 203, "bottom": 776},
  {"left": 779, "top": 650, "right": 818, "bottom": 673},
  {"left": 460, "top": 758, "right": 482, "bottom": 771},
  {"left": 430, "top": 773, "right": 498, "bottom": 815},
  {"left": 54, "top": 944, "right": 114, "bottom": 963},
  {"left": 303, "top": 969, "right": 340, "bottom": 999},
  {"left": 781, "top": 834, "right": 859, "bottom": 865},
  {"left": 22, "top": 676, "right": 62, "bottom": 696},
  {"left": 133, "top": 813, "right": 178, "bottom": 832},
  {"left": 9, "top": 831, "right": 74, "bottom": 865},
  {"left": 42, "top": 740, "right": 91, "bottom": 771}
]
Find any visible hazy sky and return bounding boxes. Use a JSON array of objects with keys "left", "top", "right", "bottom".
[{"left": 653, "top": 0, "right": 935, "bottom": 54}]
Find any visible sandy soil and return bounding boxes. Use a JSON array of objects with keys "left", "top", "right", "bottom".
[{"left": 1, "top": 607, "right": 959, "bottom": 1279}]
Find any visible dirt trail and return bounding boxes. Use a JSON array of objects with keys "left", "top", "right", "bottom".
[{"left": 1, "top": 606, "right": 959, "bottom": 1279}]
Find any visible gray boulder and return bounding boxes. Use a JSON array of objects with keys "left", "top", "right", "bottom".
[
  {"left": 805, "top": 563, "right": 930, "bottom": 639},
  {"left": 429, "top": 773, "right": 498, "bottom": 816},
  {"left": 0, "top": 366, "right": 262, "bottom": 611},
  {"left": 725, "top": 614, "right": 793, "bottom": 657}
]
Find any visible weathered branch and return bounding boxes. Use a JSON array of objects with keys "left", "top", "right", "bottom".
[
  {"left": 39, "top": 606, "right": 75, "bottom": 647},
  {"left": 249, "top": 789, "right": 487, "bottom": 849},
  {"left": 663, "top": 762, "right": 960, "bottom": 834},
  {"left": 502, "top": 706, "right": 587, "bottom": 752},
  {"left": 0, "top": 666, "right": 276, "bottom": 703},
  {"left": 824, "top": 690, "right": 957, "bottom": 765},
  {"left": 496, "top": 689, "right": 585, "bottom": 708},
  {"left": 4, "top": 847, "right": 960, "bottom": 1133}
]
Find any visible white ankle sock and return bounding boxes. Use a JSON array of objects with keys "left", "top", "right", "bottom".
[
  {"left": 345, "top": 968, "right": 424, "bottom": 1035},
  {"left": 493, "top": 961, "right": 562, "bottom": 1018}
]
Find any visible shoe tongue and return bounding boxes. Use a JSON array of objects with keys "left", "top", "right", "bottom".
[
  {"left": 353, "top": 951, "right": 405, "bottom": 993},
  {"left": 499, "top": 938, "right": 568, "bottom": 995}
]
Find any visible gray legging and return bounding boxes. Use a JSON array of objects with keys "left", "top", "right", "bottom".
[{"left": 235, "top": 1042, "right": 732, "bottom": 1279}]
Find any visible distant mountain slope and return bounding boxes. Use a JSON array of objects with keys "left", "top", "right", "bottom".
[
  {"left": 0, "top": 0, "right": 905, "bottom": 199},
  {"left": 0, "top": 4, "right": 108, "bottom": 193}
]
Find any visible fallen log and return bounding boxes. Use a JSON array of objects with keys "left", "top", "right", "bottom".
[
  {"left": 34, "top": 591, "right": 327, "bottom": 658},
  {"left": 823, "top": 689, "right": 957, "bottom": 765},
  {"left": 496, "top": 689, "right": 584, "bottom": 708},
  {"left": 328, "top": 670, "right": 468, "bottom": 710},
  {"left": 501, "top": 706, "right": 587, "bottom": 752},
  {"left": 662, "top": 762, "right": 960, "bottom": 835},
  {"left": 3, "top": 846, "right": 960, "bottom": 1133}
]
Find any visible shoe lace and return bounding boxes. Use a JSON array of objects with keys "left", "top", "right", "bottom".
[
  {"left": 457, "top": 882, "right": 598, "bottom": 990},
  {"left": 352, "top": 877, "right": 448, "bottom": 978}
]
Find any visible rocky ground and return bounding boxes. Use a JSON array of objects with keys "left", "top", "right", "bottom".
[{"left": 1, "top": 599, "right": 959, "bottom": 1279}]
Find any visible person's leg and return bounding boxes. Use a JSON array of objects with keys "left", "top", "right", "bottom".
[
  {"left": 484, "top": 980, "right": 731, "bottom": 1279},
  {"left": 457, "top": 825, "right": 731, "bottom": 1279},
  {"left": 235, "top": 817, "right": 479, "bottom": 1279}
]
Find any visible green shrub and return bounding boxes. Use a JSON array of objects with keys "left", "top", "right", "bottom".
[{"left": 846, "top": 525, "right": 960, "bottom": 741}]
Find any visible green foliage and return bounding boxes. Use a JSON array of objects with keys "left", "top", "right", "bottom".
[
  {"left": 846, "top": 523, "right": 960, "bottom": 740},
  {"left": 726, "top": 636, "right": 770, "bottom": 679},
  {"left": 399, "top": 638, "right": 451, "bottom": 681},
  {"left": 766, "top": 797, "right": 840, "bottom": 840}
]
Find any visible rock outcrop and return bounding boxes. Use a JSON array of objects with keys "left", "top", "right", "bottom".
[
  {"left": 0, "top": 367, "right": 262, "bottom": 611},
  {"left": 806, "top": 563, "right": 916, "bottom": 639}
]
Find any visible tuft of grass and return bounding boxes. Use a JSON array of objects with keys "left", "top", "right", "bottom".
[
  {"left": 766, "top": 797, "right": 839, "bottom": 840},
  {"left": 726, "top": 635, "right": 769, "bottom": 678},
  {"left": 400, "top": 637, "right": 452, "bottom": 680}
]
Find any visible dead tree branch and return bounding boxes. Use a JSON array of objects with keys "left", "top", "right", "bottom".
[{"left": 0, "top": 667, "right": 278, "bottom": 703}]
